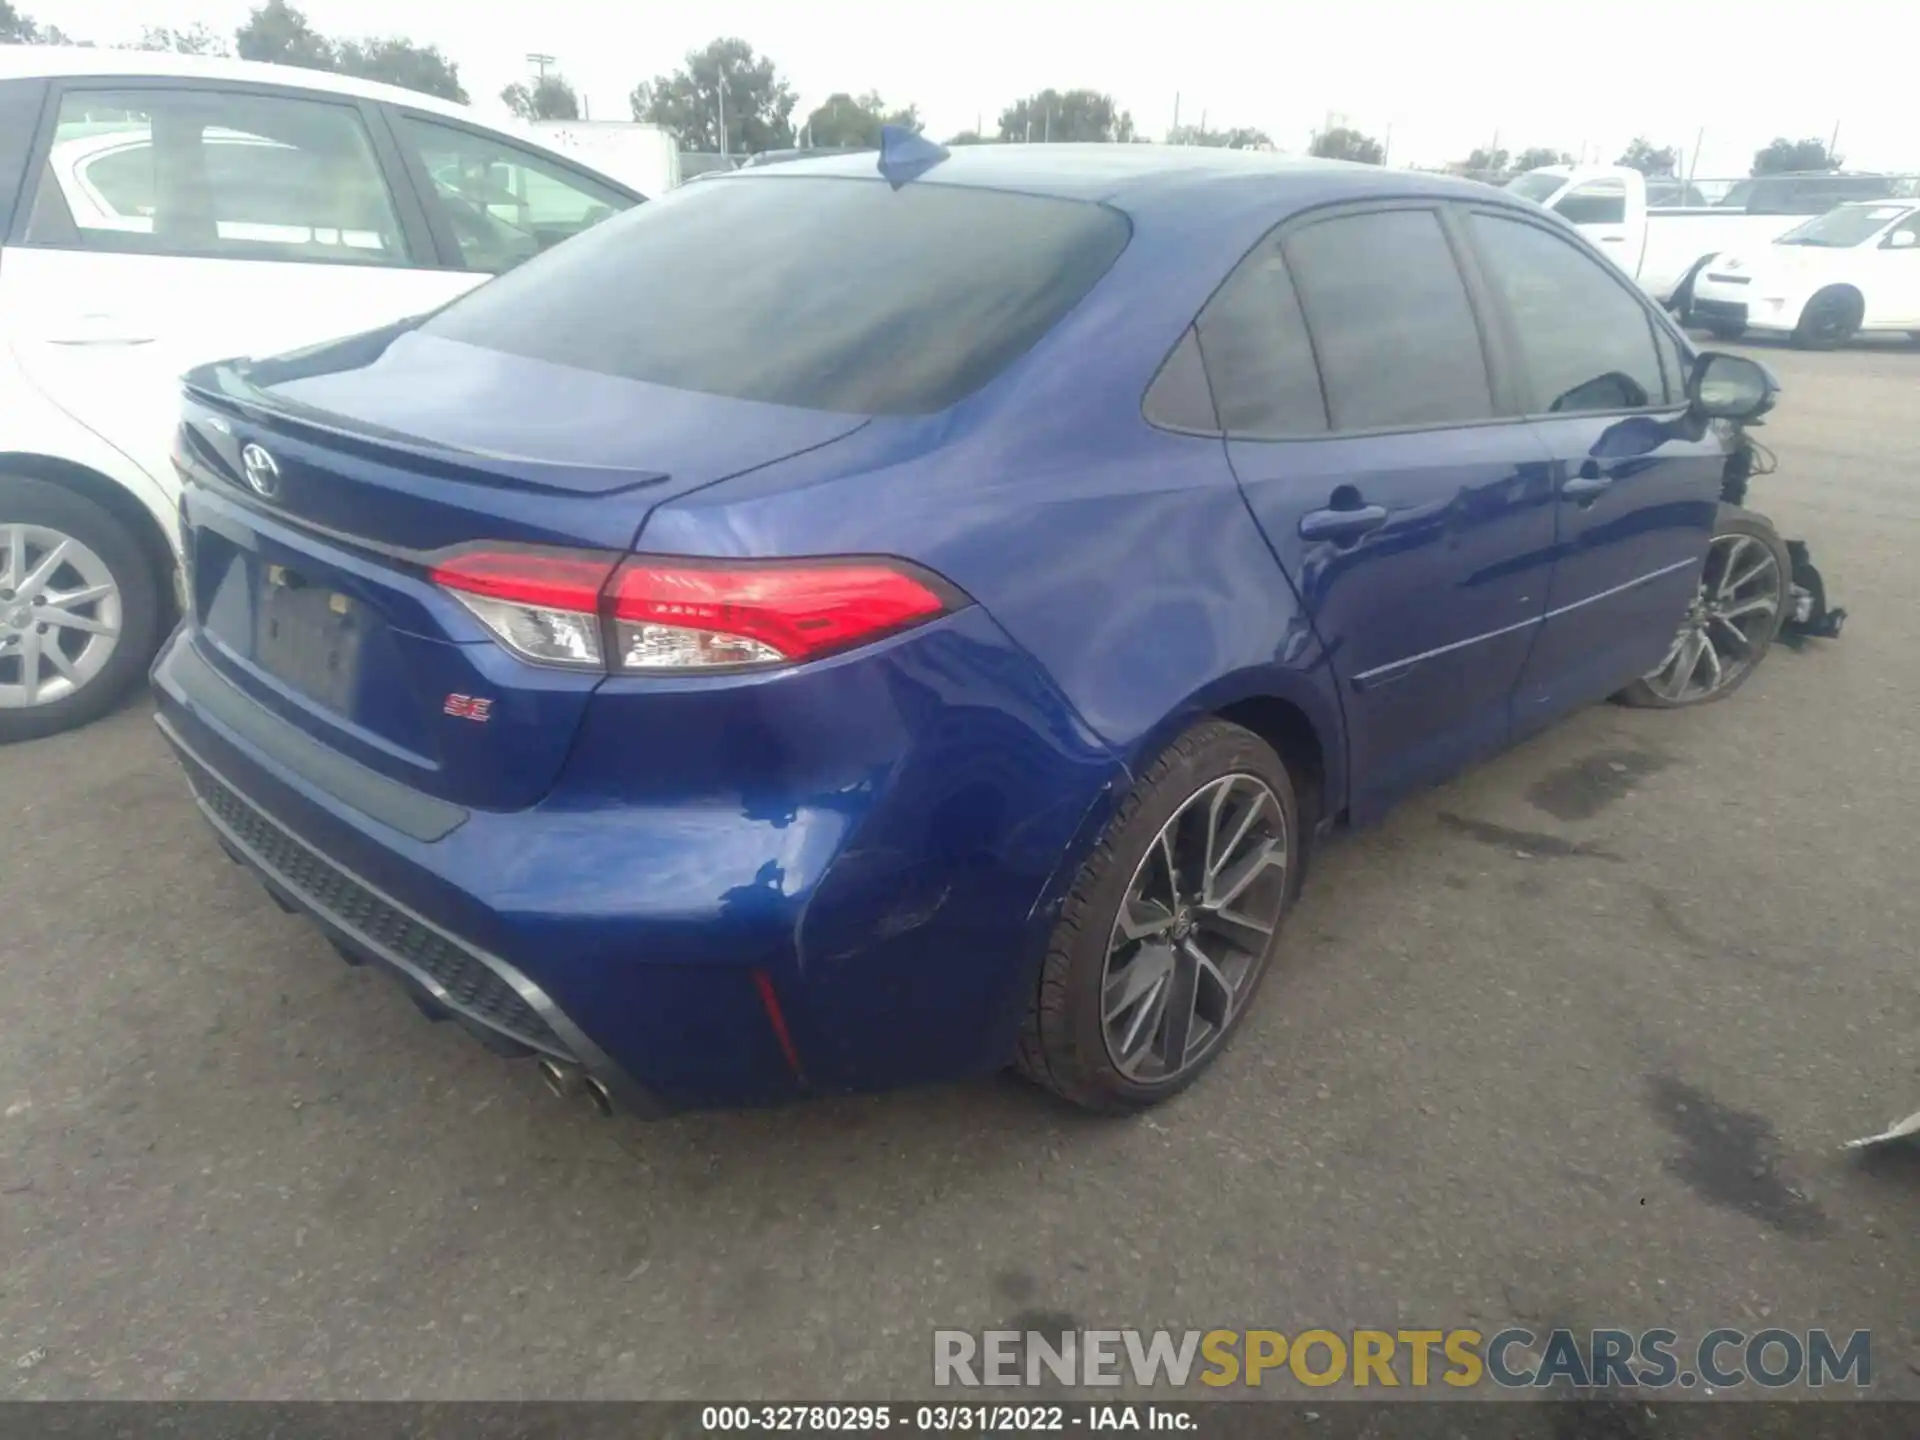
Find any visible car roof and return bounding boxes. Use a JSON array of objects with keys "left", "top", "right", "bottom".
[
  {"left": 725, "top": 143, "right": 1501, "bottom": 217},
  {"left": 1, "top": 45, "right": 497, "bottom": 126}
]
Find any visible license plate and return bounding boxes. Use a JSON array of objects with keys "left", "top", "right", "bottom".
[{"left": 252, "top": 563, "right": 364, "bottom": 714}]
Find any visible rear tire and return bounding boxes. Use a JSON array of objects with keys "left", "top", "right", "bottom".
[
  {"left": 1015, "top": 719, "right": 1302, "bottom": 1113},
  {"left": 1615, "top": 505, "right": 1791, "bottom": 710},
  {"left": 1792, "top": 287, "right": 1863, "bottom": 350},
  {"left": 1707, "top": 322, "right": 1746, "bottom": 341},
  {"left": 0, "top": 475, "right": 164, "bottom": 743}
]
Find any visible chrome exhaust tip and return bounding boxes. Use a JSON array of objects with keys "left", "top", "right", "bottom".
[
  {"left": 582, "top": 1075, "right": 614, "bottom": 1117},
  {"left": 537, "top": 1056, "right": 582, "bottom": 1100}
]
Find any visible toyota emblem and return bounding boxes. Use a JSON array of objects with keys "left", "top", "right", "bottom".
[{"left": 240, "top": 442, "right": 281, "bottom": 499}]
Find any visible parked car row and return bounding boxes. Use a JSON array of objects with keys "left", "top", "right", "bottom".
[{"left": 1504, "top": 164, "right": 1920, "bottom": 328}]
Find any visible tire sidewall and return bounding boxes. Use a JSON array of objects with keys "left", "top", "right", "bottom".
[
  {"left": 0, "top": 475, "right": 164, "bottom": 742},
  {"left": 1794, "top": 287, "right": 1863, "bottom": 350},
  {"left": 1057, "top": 722, "right": 1300, "bottom": 1108},
  {"left": 1617, "top": 504, "right": 1792, "bottom": 709}
]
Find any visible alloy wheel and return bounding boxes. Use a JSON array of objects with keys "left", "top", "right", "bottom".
[
  {"left": 1100, "top": 773, "right": 1289, "bottom": 1083},
  {"left": 1641, "top": 532, "right": 1781, "bottom": 704},
  {"left": 0, "top": 523, "right": 124, "bottom": 711}
]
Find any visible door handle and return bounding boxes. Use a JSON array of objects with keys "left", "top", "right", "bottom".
[
  {"left": 1562, "top": 465, "right": 1614, "bottom": 502},
  {"left": 1599, "top": 235, "right": 1624, "bottom": 243},
  {"left": 1299, "top": 503, "right": 1389, "bottom": 542}
]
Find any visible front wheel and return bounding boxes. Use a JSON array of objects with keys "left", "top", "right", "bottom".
[
  {"left": 1016, "top": 719, "right": 1302, "bottom": 1113},
  {"left": 0, "top": 476, "right": 164, "bottom": 743},
  {"left": 1793, "top": 287, "right": 1863, "bottom": 350},
  {"left": 1616, "top": 506, "right": 1791, "bottom": 709}
]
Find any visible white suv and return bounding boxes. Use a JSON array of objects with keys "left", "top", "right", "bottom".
[{"left": 0, "top": 48, "right": 645, "bottom": 740}]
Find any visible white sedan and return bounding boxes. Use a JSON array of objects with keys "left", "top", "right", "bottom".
[
  {"left": 0, "top": 48, "right": 645, "bottom": 740},
  {"left": 1689, "top": 202, "right": 1920, "bottom": 348}
]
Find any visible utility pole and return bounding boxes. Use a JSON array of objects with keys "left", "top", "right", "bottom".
[
  {"left": 1382, "top": 121, "right": 1393, "bottom": 167},
  {"left": 1828, "top": 119, "right": 1842, "bottom": 165},
  {"left": 716, "top": 62, "right": 728, "bottom": 159},
  {"left": 1172, "top": 91, "right": 1180, "bottom": 140},
  {"left": 1686, "top": 127, "right": 1703, "bottom": 187},
  {"left": 525, "top": 52, "right": 554, "bottom": 79}
]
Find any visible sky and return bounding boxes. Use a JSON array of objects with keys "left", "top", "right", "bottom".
[{"left": 29, "top": 0, "right": 1916, "bottom": 178}]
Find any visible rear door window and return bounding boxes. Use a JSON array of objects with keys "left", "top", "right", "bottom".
[
  {"left": 1467, "top": 211, "right": 1668, "bottom": 411},
  {"left": 395, "top": 115, "right": 636, "bottom": 275},
  {"left": 1279, "top": 207, "right": 1495, "bottom": 432},
  {"left": 422, "top": 176, "right": 1132, "bottom": 415},
  {"left": 23, "top": 88, "right": 412, "bottom": 265},
  {"left": 1552, "top": 179, "right": 1627, "bottom": 225},
  {"left": 0, "top": 79, "right": 49, "bottom": 239}
]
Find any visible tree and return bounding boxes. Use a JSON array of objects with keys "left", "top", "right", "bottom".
[
  {"left": 1168, "top": 124, "right": 1272, "bottom": 150},
  {"left": 1616, "top": 136, "right": 1677, "bottom": 177},
  {"left": 335, "top": 39, "right": 467, "bottom": 102},
  {"left": 501, "top": 74, "right": 579, "bottom": 121},
  {"left": 235, "top": 0, "right": 335, "bottom": 71},
  {"left": 631, "top": 38, "right": 796, "bottom": 154},
  {"left": 945, "top": 130, "right": 991, "bottom": 146},
  {"left": 1513, "top": 146, "right": 1572, "bottom": 172},
  {"left": 1310, "top": 126, "right": 1385, "bottom": 164},
  {"left": 1463, "top": 145, "right": 1510, "bottom": 175},
  {"left": 138, "top": 23, "right": 230, "bottom": 54},
  {"left": 1752, "top": 137, "right": 1842, "bottom": 176},
  {"left": 801, "top": 91, "right": 920, "bottom": 149},
  {"left": 1, "top": 0, "right": 79, "bottom": 42},
  {"left": 997, "top": 89, "right": 1134, "bottom": 143}
]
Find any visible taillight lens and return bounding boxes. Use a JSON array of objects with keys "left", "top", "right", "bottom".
[
  {"left": 605, "top": 561, "right": 951, "bottom": 671},
  {"left": 430, "top": 548, "right": 956, "bottom": 674},
  {"left": 430, "top": 549, "right": 618, "bottom": 669}
]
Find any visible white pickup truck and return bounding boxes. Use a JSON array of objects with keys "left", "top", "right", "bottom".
[{"left": 1503, "top": 165, "right": 1917, "bottom": 309}]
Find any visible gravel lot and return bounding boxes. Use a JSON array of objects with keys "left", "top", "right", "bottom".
[{"left": 3, "top": 339, "right": 1917, "bottom": 1403}]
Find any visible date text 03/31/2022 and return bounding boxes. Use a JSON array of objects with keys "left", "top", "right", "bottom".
[{"left": 701, "top": 1406, "right": 1190, "bottom": 1431}]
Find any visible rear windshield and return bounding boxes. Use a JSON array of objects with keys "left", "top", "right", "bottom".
[{"left": 421, "top": 175, "right": 1132, "bottom": 415}]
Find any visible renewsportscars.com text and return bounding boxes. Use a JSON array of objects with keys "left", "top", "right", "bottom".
[{"left": 932, "top": 1327, "right": 1872, "bottom": 1391}]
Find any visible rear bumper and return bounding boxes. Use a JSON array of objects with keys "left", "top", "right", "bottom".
[
  {"left": 151, "top": 610, "right": 1120, "bottom": 1111},
  {"left": 158, "top": 712, "right": 668, "bottom": 1115}
]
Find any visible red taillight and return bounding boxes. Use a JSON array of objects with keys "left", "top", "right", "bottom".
[
  {"left": 430, "top": 547, "right": 955, "bottom": 674},
  {"left": 604, "top": 560, "right": 950, "bottom": 671},
  {"left": 430, "top": 548, "right": 619, "bottom": 670}
]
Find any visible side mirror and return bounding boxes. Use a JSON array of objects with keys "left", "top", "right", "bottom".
[
  {"left": 1887, "top": 230, "right": 1918, "bottom": 250},
  {"left": 1689, "top": 352, "right": 1779, "bottom": 421}
]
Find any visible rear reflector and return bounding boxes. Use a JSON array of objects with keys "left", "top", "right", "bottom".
[{"left": 430, "top": 548, "right": 956, "bottom": 674}]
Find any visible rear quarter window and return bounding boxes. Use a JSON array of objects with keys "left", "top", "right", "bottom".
[
  {"left": 0, "top": 79, "right": 49, "bottom": 239},
  {"left": 422, "top": 176, "right": 1132, "bottom": 415}
]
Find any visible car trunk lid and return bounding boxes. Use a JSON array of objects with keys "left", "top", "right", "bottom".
[{"left": 177, "top": 325, "right": 868, "bottom": 811}]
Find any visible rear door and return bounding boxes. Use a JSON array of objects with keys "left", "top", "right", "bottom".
[
  {"left": 1869, "top": 210, "right": 1920, "bottom": 324},
  {"left": 0, "top": 78, "right": 484, "bottom": 505},
  {"left": 1207, "top": 203, "right": 1557, "bottom": 823},
  {"left": 1459, "top": 206, "right": 1726, "bottom": 730}
]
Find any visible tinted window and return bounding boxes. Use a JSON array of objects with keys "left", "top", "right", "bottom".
[
  {"left": 1193, "top": 239, "right": 1326, "bottom": 436},
  {"left": 398, "top": 116, "right": 635, "bottom": 275},
  {"left": 1470, "top": 212, "right": 1666, "bottom": 413},
  {"left": 1777, "top": 204, "right": 1913, "bottom": 247},
  {"left": 24, "top": 90, "right": 410, "bottom": 264},
  {"left": 1552, "top": 180, "right": 1626, "bottom": 225},
  {"left": 1281, "top": 208, "right": 1493, "bottom": 431},
  {"left": 1142, "top": 328, "right": 1220, "bottom": 433},
  {"left": 424, "top": 177, "right": 1132, "bottom": 415}
]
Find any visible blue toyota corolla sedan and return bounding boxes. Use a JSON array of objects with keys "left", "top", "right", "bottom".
[{"left": 153, "top": 140, "right": 1786, "bottom": 1116}]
